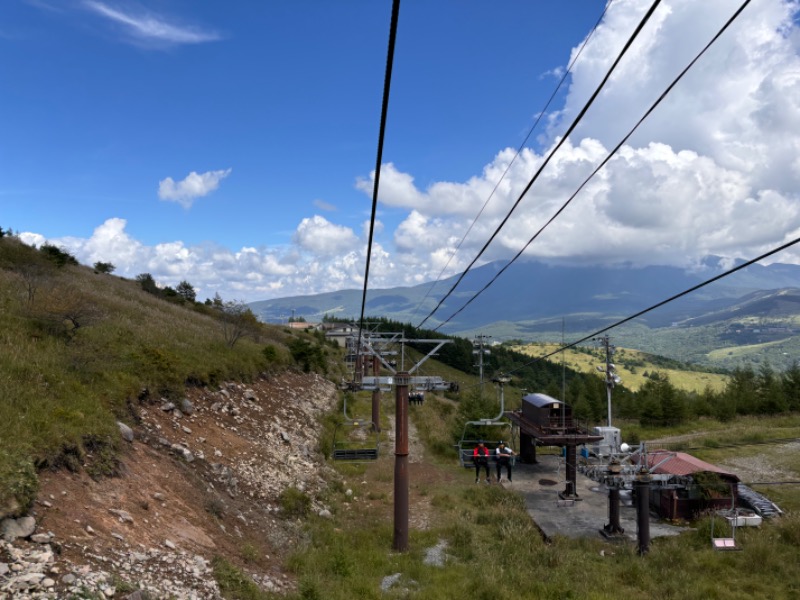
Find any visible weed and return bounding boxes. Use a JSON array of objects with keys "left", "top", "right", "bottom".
[
  {"left": 778, "top": 513, "right": 800, "bottom": 547},
  {"left": 212, "top": 556, "right": 266, "bottom": 600},
  {"left": 241, "top": 542, "right": 260, "bottom": 563},
  {"left": 205, "top": 497, "right": 226, "bottom": 518},
  {"left": 279, "top": 486, "right": 311, "bottom": 519}
]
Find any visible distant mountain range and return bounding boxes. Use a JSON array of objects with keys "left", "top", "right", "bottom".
[
  {"left": 250, "top": 258, "right": 800, "bottom": 329},
  {"left": 249, "top": 259, "right": 800, "bottom": 370}
]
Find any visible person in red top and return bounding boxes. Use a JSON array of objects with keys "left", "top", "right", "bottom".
[{"left": 473, "top": 440, "right": 490, "bottom": 484}]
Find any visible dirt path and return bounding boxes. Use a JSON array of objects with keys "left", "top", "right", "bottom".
[{"left": 386, "top": 415, "right": 426, "bottom": 463}]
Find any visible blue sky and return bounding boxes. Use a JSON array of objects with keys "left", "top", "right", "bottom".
[{"left": 3, "top": 0, "right": 800, "bottom": 303}]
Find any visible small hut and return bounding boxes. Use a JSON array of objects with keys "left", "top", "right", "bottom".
[{"left": 633, "top": 450, "right": 740, "bottom": 520}]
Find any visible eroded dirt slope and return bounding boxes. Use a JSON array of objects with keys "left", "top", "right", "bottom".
[{"left": 2, "top": 371, "right": 338, "bottom": 599}]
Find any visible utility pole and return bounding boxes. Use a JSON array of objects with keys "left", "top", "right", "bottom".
[
  {"left": 594, "top": 335, "right": 620, "bottom": 427},
  {"left": 393, "top": 372, "right": 410, "bottom": 551},
  {"left": 472, "top": 335, "right": 491, "bottom": 397}
]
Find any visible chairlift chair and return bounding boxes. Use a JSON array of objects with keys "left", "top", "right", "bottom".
[
  {"left": 331, "top": 390, "right": 380, "bottom": 462},
  {"left": 711, "top": 510, "right": 740, "bottom": 551},
  {"left": 711, "top": 486, "right": 742, "bottom": 550},
  {"left": 331, "top": 419, "right": 380, "bottom": 462},
  {"left": 456, "top": 419, "right": 514, "bottom": 468}
]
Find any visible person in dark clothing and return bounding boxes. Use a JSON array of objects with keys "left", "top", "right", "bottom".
[
  {"left": 495, "top": 440, "right": 516, "bottom": 482},
  {"left": 473, "top": 440, "right": 490, "bottom": 483}
]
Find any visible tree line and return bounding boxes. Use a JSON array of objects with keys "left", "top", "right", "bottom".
[{"left": 322, "top": 315, "right": 800, "bottom": 429}]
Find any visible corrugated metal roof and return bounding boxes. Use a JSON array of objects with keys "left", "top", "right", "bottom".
[
  {"left": 522, "top": 393, "right": 563, "bottom": 408},
  {"left": 637, "top": 450, "right": 739, "bottom": 480}
]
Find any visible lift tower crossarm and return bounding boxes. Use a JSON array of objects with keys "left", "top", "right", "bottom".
[
  {"left": 350, "top": 330, "right": 402, "bottom": 374},
  {"left": 405, "top": 339, "right": 452, "bottom": 374},
  {"left": 356, "top": 337, "right": 452, "bottom": 375}
]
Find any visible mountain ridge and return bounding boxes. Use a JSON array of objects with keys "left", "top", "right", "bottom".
[
  {"left": 250, "top": 259, "right": 800, "bottom": 329},
  {"left": 250, "top": 259, "right": 800, "bottom": 370}
]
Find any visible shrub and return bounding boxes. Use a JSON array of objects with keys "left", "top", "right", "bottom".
[
  {"left": 0, "top": 455, "right": 37, "bottom": 517},
  {"left": 40, "top": 243, "right": 78, "bottom": 267},
  {"left": 93, "top": 261, "right": 115, "bottom": 274},
  {"left": 288, "top": 338, "right": 326, "bottom": 374}
]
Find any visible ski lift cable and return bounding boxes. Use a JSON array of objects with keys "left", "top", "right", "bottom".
[
  {"left": 416, "top": 0, "right": 664, "bottom": 330},
  {"left": 355, "top": 0, "right": 401, "bottom": 381},
  {"left": 408, "top": 0, "right": 615, "bottom": 326},
  {"left": 501, "top": 231, "right": 800, "bottom": 380},
  {"left": 452, "top": 230, "right": 800, "bottom": 396},
  {"left": 430, "top": 0, "right": 754, "bottom": 333}
]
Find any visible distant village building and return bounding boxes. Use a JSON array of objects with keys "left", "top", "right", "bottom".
[
  {"left": 324, "top": 325, "right": 359, "bottom": 348},
  {"left": 286, "top": 321, "right": 317, "bottom": 331}
]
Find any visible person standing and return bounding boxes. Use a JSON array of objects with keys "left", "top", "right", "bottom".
[
  {"left": 473, "top": 440, "right": 490, "bottom": 484},
  {"left": 495, "top": 440, "right": 516, "bottom": 482}
]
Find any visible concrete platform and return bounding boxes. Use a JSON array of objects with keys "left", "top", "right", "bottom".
[{"left": 502, "top": 454, "right": 687, "bottom": 542}]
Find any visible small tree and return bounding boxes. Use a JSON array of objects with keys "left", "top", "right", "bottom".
[
  {"left": 287, "top": 337, "right": 326, "bottom": 373},
  {"left": 93, "top": 261, "right": 115, "bottom": 274},
  {"left": 176, "top": 280, "right": 196, "bottom": 303},
  {"left": 34, "top": 281, "right": 103, "bottom": 339},
  {"left": 1, "top": 239, "right": 54, "bottom": 305},
  {"left": 136, "top": 273, "right": 158, "bottom": 295},
  {"left": 220, "top": 300, "right": 259, "bottom": 348}
]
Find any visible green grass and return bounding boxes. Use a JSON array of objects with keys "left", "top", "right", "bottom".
[
  {"left": 268, "top": 471, "right": 800, "bottom": 600},
  {"left": 4, "top": 237, "right": 800, "bottom": 599},
  {"left": 266, "top": 401, "right": 800, "bottom": 599}
]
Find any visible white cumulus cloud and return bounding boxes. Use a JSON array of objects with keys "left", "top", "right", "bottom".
[
  {"left": 158, "top": 169, "right": 232, "bottom": 209},
  {"left": 293, "top": 215, "right": 359, "bottom": 255}
]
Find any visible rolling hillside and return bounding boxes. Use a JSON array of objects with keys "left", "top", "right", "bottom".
[
  {"left": 512, "top": 343, "right": 729, "bottom": 393},
  {"left": 249, "top": 259, "right": 800, "bottom": 371}
]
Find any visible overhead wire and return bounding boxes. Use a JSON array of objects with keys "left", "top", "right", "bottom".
[
  {"left": 355, "top": 0, "right": 401, "bottom": 380},
  {"left": 416, "top": 0, "right": 664, "bottom": 330},
  {"left": 408, "top": 0, "right": 614, "bottom": 325},
  {"left": 431, "top": 0, "right": 754, "bottom": 332},
  {"left": 453, "top": 230, "right": 800, "bottom": 395}
]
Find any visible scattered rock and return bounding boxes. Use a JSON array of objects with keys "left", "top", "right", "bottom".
[
  {"left": 109, "top": 509, "right": 134, "bottom": 523},
  {"left": 1, "top": 372, "right": 340, "bottom": 599},
  {"left": 180, "top": 398, "right": 195, "bottom": 415},
  {"left": 30, "top": 532, "right": 53, "bottom": 544},
  {"left": 117, "top": 421, "right": 135, "bottom": 443},
  {"left": 1, "top": 516, "right": 36, "bottom": 541}
]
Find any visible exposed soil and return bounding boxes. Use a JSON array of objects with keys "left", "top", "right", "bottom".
[{"left": 3, "top": 371, "right": 452, "bottom": 598}]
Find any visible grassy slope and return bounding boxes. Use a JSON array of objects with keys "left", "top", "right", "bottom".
[
  {"left": 512, "top": 342, "right": 729, "bottom": 392},
  {"left": 0, "top": 241, "right": 306, "bottom": 513}
]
